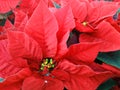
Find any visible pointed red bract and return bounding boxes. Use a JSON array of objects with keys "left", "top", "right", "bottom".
[
  {"left": 106, "top": 17, "right": 120, "bottom": 33},
  {"left": 14, "top": 10, "right": 28, "bottom": 31},
  {"left": 0, "top": 35, "right": 7, "bottom": 40},
  {"left": 0, "top": 0, "right": 19, "bottom": 13},
  {"left": 4, "top": 20, "right": 13, "bottom": 30},
  {"left": 25, "top": 0, "right": 58, "bottom": 58},
  {"left": 22, "top": 75, "right": 64, "bottom": 90},
  {"left": 87, "top": 1, "right": 119, "bottom": 22},
  {"left": 56, "top": 60, "right": 114, "bottom": 90},
  {"left": 0, "top": 40, "right": 31, "bottom": 89},
  {"left": 19, "top": 0, "right": 39, "bottom": 17},
  {"left": 0, "top": 40, "right": 21, "bottom": 78},
  {"left": 65, "top": 42, "right": 100, "bottom": 63},
  {"left": 7, "top": 31, "right": 42, "bottom": 61},
  {"left": 80, "top": 21, "right": 120, "bottom": 52},
  {"left": 102, "top": 63, "right": 120, "bottom": 76},
  {"left": 42, "top": 77, "right": 64, "bottom": 90},
  {"left": 63, "top": 0, "right": 87, "bottom": 22},
  {"left": 0, "top": 81, "right": 22, "bottom": 90},
  {"left": 0, "top": 20, "right": 14, "bottom": 40},
  {"left": 65, "top": 72, "right": 114, "bottom": 90},
  {"left": 1, "top": 68, "right": 31, "bottom": 84},
  {"left": 0, "top": 68, "right": 32, "bottom": 90},
  {"left": 22, "top": 76, "right": 44, "bottom": 90},
  {"left": 54, "top": 5, "right": 75, "bottom": 58}
]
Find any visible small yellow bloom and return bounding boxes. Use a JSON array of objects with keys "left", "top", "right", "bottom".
[{"left": 82, "top": 22, "right": 87, "bottom": 26}]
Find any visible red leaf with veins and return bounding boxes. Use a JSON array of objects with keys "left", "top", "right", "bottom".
[
  {"left": 65, "top": 72, "right": 114, "bottom": 90},
  {"left": 0, "top": 40, "right": 20, "bottom": 78},
  {"left": 25, "top": 0, "right": 58, "bottom": 58},
  {"left": 63, "top": 0, "right": 87, "bottom": 22},
  {"left": 80, "top": 21, "right": 120, "bottom": 52},
  {"left": 7, "top": 31, "right": 42, "bottom": 61},
  {"left": 4, "top": 20, "right": 13, "bottom": 30},
  {"left": 0, "top": 81, "right": 22, "bottom": 90},
  {"left": 22, "top": 76, "right": 64, "bottom": 90},
  {"left": 0, "top": 0, "right": 19, "bottom": 13},
  {"left": 19, "top": 0, "right": 39, "bottom": 17},
  {"left": 42, "top": 76, "right": 64, "bottom": 90},
  {"left": 0, "top": 68, "right": 32, "bottom": 89},
  {"left": 54, "top": 5, "right": 75, "bottom": 58},
  {"left": 0, "top": 20, "right": 13, "bottom": 40},
  {"left": 0, "top": 40, "right": 31, "bottom": 89},
  {"left": 0, "top": 35, "right": 7, "bottom": 40},
  {"left": 14, "top": 10, "right": 28, "bottom": 31},
  {"left": 22, "top": 76, "right": 44, "bottom": 90},
  {"left": 65, "top": 42, "right": 100, "bottom": 63},
  {"left": 56, "top": 60, "right": 114, "bottom": 90},
  {"left": 102, "top": 63, "right": 120, "bottom": 76},
  {"left": 87, "top": 1, "right": 119, "bottom": 22}
]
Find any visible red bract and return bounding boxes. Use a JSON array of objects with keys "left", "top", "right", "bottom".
[
  {"left": 80, "top": 20, "right": 120, "bottom": 52},
  {"left": 13, "top": 9, "right": 28, "bottom": 31},
  {"left": 101, "top": 63, "right": 120, "bottom": 76},
  {"left": 0, "top": 20, "right": 12, "bottom": 40},
  {"left": 54, "top": 5, "right": 75, "bottom": 57},
  {"left": 0, "top": 0, "right": 20, "bottom": 13},
  {"left": 0, "top": 9, "right": 28, "bottom": 40},
  {"left": 17, "top": 0, "right": 51, "bottom": 17},
  {"left": 10, "top": 9, "right": 28, "bottom": 31},
  {"left": 65, "top": 42, "right": 101, "bottom": 63},
  {"left": 106, "top": 17, "right": 120, "bottom": 32},
  {"left": 17, "top": 0, "right": 39, "bottom": 17},
  {"left": 0, "top": 40, "right": 31, "bottom": 90}
]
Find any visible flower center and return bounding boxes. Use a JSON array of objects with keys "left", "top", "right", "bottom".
[
  {"left": 40, "top": 58, "right": 55, "bottom": 71},
  {"left": 82, "top": 21, "right": 87, "bottom": 26}
]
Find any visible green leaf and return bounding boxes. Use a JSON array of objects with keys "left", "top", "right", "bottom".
[
  {"left": 97, "top": 50, "right": 120, "bottom": 68},
  {"left": 6, "top": 10, "right": 13, "bottom": 16},
  {"left": 116, "top": 8, "right": 120, "bottom": 16},
  {"left": 52, "top": 1, "right": 61, "bottom": 8},
  {"left": 0, "top": 78, "right": 4, "bottom": 82},
  {"left": 0, "top": 10, "right": 13, "bottom": 26},
  {"left": 113, "top": 8, "right": 120, "bottom": 20},
  {"left": 0, "top": 19, "right": 6, "bottom": 26},
  {"left": 97, "top": 79, "right": 117, "bottom": 90}
]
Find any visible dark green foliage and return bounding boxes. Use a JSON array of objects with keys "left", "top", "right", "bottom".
[
  {"left": 97, "top": 50, "right": 120, "bottom": 68},
  {"left": 97, "top": 79, "right": 117, "bottom": 90}
]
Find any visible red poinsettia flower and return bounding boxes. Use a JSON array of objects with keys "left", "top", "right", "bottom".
[
  {"left": 64, "top": 0, "right": 120, "bottom": 51},
  {"left": 0, "top": 0, "right": 117, "bottom": 90},
  {"left": 63, "top": 0, "right": 119, "bottom": 32},
  {"left": 0, "top": 38, "right": 116, "bottom": 90}
]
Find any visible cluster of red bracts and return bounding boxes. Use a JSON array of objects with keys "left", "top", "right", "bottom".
[{"left": 0, "top": 0, "right": 120, "bottom": 90}]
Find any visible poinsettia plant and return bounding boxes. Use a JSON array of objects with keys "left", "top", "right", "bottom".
[{"left": 0, "top": 0, "right": 120, "bottom": 90}]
